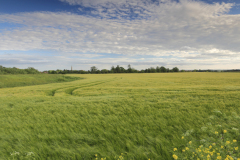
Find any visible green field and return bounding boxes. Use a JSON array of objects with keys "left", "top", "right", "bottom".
[
  {"left": 0, "top": 74, "right": 81, "bottom": 88},
  {"left": 0, "top": 73, "right": 240, "bottom": 159}
]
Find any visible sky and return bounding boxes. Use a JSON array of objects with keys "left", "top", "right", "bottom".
[{"left": 0, "top": 0, "right": 240, "bottom": 71}]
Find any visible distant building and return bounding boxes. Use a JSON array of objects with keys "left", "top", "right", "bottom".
[{"left": 71, "top": 66, "right": 73, "bottom": 71}]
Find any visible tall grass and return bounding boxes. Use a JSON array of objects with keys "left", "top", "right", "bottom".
[
  {"left": 0, "top": 74, "right": 81, "bottom": 88},
  {"left": 0, "top": 73, "right": 240, "bottom": 159}
]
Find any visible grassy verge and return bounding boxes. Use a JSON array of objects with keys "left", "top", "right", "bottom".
[{"left": 0, "top": 74, "right": 82, "bottom": 88}]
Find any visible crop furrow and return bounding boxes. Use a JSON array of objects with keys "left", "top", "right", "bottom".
[
  {"left": 65, "top": 79, "right": 114, "bottom": 95},
  {"left": 46, "top": 81, "right": 100, "bottom": 96},
  {"left": 46, "top": 79, "right": 116, "bottom": 96}
]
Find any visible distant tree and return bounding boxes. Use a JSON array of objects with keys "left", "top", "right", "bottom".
[
  {"left": 96, "top": 70, "right": 101, "bottom": 74},
  {"left": 128, "top": 64, "right": 132, "bottom": 73},
  {"left": 79, "top": 70, "right": 86, "bottom": 74},
  {"left": 90, "top": 66, "right": 98, "bottom": 73},
  {"left": 24, "top": 67, "right": 39, "bottom": 74},
  {"left": 150, "top": 67, "right": 156, "bottom": 73},
  {"left": 110, "top": 66, "right": 115, "bottom": 73},
  {"left": 120, "top": 67, "right": 125, "bottom": 73},
  {"left": 115, "top": 65, "right": 120, "bottom": 73},
  {"left": 166, "top": 68, "right": 170, "bottom": 72},
  {"left": 101, "top": 69, "right": 108, "bottom": 74},
  {"left": 48, "top": 70, "right": 57, "bottom": 74},
  {"left": 56, "top": 69, "right": 62, "bottom": 74},
  {"left": 156, "top": 66, "right": 160, "bottom": 72},
  {"left": 132, "top": 68, "right": 138, "bottom": 73},
  {"left": 160, "top": 66, "right": 167, "bottom": 72},
  {"left": 172, "top": 67, "right": 179, "bottom": 72}
]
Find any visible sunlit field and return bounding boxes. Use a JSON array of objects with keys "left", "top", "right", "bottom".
[{"left": 0, "top": 73, "right": 240, "bottom": 159}]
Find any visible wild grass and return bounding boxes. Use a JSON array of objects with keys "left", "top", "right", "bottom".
[
  {"left": 0, "top": 74, "right": 81, "bottom": 88},
  {"left": 0, "top": 73, "right": 240, "bottom": 159},
  {"left": 172, "top": 111, "right": 240, "bottom": 160}
]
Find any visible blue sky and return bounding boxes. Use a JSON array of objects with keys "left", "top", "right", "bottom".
[{"left": 0, "top": 0, "right": 240, "bottom": 71}]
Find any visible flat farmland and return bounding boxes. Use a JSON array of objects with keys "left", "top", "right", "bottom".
[{"left": 0, "top": 73, "right": 240, "bottom": 159}]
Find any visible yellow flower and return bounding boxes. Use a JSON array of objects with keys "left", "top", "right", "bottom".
[
  {"left": 217, "top": 156, "right": 222, "bottom": 159},
  {"left": 237, "top": 158, "right": 240, "bottom": 160},
  {"left": 226, "top": 141, "right": 230, "bottom": 144},
  {"left": 221, "top": 146, "right": 224, "bottom": 148},
  {"left": 186, "top": 147, "right": 189, "bottom": 150},
  {"left": 182, "top": 149, "right": 185, "bottom": 152},
  {"left": 95, "top": 154, "right": 97, "bottom": 157},
  {"left": 235, "top": 147, "right": 238, "bottom": 150},
  {"left": 189, "top": 141, "right": 192, "bottom": 145},
  {"left": 233, "top": 140, "right": 237, "bottom": 143},
  {"left": 173, "top": 154, "right": 178, "bottom": 159},
  {"left": 209, "top": 145, "right": 212, "bottom": 149},
  {"left": 226, "top": 155, "right": 233, "bottom": 160},
  {"left": 227, "top": 156, "right": 233, "bottom": 160},
  {"left": 224, "top": 130, "right": 227, "bottom": 133},
  {"left": 173, "top": 148, "right": 177, "bottom": 151},
  {"left": 212, "top": 143, "right": 216, "bottom": 146},
  {"left": 181, "top": 136, "right": 184, "bottom": 139},
  {"left": 215, "top": 131, "right": 218, "bottom": 134},
  {"left": 217, "top": 153, "right": 220, "bottom": 156}
]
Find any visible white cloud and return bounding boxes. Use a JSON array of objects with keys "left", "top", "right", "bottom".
[
  {"left": 1, "top": 52, "right": 239, "bottom": 71},
  {"left": 0, "top": 0, "right": 240, "bottom": 70}
]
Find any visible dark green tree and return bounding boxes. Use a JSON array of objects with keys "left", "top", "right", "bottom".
[
  {"left": 172, "top": 67, "right": 179, "bottom": 72},
  {"left": 128, "top": 64, "right": 132, "bottom": 73},
  {"left": 90, "top": 66, "right": 98, "bottom": 73},
  {"left": 110, "top": 66, "right": 115, "bottom": 73},
  {"left": 120, "top": 67, "right": 125, "bottom": 73},
  {"left": 115, "top": 65, "right": 120, "bottom": 73},
  {"left": 101, "top": 69, "right": 108, "bottom": 74},
  {"left": 160, "top": 66, "right": 167, "bottom": 72}
]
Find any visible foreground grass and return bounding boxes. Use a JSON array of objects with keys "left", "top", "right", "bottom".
[
  {"left": 0, "top": 74, "right": 81, "bottom": 88},
  {"left": 0, "top": 73, "right": 240, "bottom": 159}
]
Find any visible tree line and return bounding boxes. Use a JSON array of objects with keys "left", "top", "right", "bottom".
[
  {"left": 0, "top": 65, "right": 40, "bottom": 74},
  {"left": 48, "top": 65, "right": 180, "bottom": 74},
  {"left": 1, "top": 65, "right": 239, "bottom": 75}
]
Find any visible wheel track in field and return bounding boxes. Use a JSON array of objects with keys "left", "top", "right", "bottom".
[
  {"left": 46, "top": 81, "right": 102, "bottom": 96},
  {"left": 46, "top": 79, "right": 115, "bottom": 96},
  {"left": 65, "top": 79, "right": 114, "bottom": 95}
]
